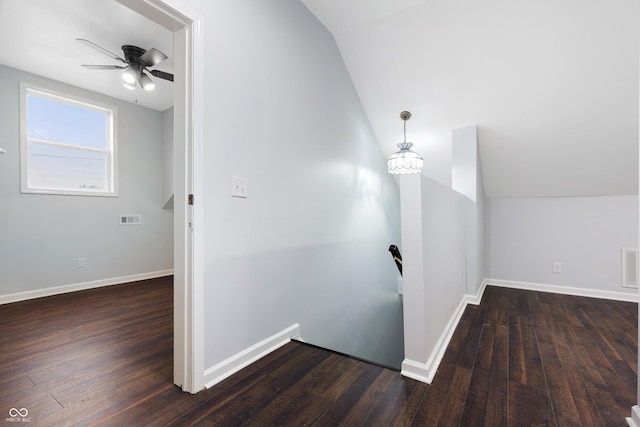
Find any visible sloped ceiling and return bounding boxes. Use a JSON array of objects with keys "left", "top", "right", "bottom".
[
  {"left": 1, "top": 1, "right": 636, "bottom": 197},
  {"left": 0, "top": 0, "right": 173, "bottom": 111},
  {"left": 301, "top": 0, "right": 639, "bottom": 198}
]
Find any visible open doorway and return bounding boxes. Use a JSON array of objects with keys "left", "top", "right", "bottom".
[
  {"left": 115, "top": 0, "right": 203, "bottom": 393},
  {"left": 0, "top": 0, "right": 202, "bottom": 394}
]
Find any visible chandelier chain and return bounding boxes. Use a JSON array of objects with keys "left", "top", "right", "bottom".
[{"left": 404, "top": 120, "right": 407, "bottom": 143}]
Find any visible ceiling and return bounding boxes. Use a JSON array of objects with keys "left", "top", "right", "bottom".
[
  {"left": 1, "top": 0, "right": 637, "bottom": 197},
  {"left": 301, "top": 0, "right": 639, "bottom": 198},
  {"left": 0, "top": 0, "right": 173, "bottom": 112}
]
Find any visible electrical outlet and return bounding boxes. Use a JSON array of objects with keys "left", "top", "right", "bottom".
[
  {"left": 552, "top": 261, "right": 562, "bottom": 273},
  {"left": 78, "top": 258, "right": 86, "bottom": 269},
  {"left": 231, "top": 176, "right": 248, "bottom": 198}
]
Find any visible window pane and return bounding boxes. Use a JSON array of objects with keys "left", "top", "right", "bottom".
[
  {"left": 21, "top": 84, "right": 116, "bottom": 196},
  {"left": 27, "top": 94, "right": 108, "bottom": 150},
  {"left": 28, "top": 142, "right": 107, "bottom": 191}
]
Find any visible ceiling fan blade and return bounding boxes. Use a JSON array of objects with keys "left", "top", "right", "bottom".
[
  {"left": 77, "top": 38, "right": 126, "bottom": 64},
  {"left": 138, "top": 48, "right": 168, "bottom": 67},
  {"left": 149, "top": 69, "right": 174, "bottom": 82},
  {"left": 81, "top": 64, "right": 127, "bottom": 70}
]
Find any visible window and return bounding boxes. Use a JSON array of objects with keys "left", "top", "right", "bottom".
[{"left": 20, "top": 83, "right": 117, "bottom": 196}]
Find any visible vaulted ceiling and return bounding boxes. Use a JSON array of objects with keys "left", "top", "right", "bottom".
[
  {"left": 301, "top": 0, "right": 639, "bottom": 198},
  {"left": 2, "top": 0, "right": 637, "bottom": 198}
]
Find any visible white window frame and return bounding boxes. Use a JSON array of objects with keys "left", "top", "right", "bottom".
[{"left": 20, "top": 82, "right": 118, "bottom": 197}]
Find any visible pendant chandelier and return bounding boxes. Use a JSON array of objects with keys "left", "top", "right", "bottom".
[{"left": 387, "top": 111, "right": 423, "bottom": 174}]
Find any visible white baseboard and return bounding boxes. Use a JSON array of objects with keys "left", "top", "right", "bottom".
[
  {"left": 0, "top": 269, "right": 174, "bottom": 305},
  {"left": 487, "top": 279, "right": 639, "bottom": 303},
  {"left": 627, "top": 405, "right": 640, "bottom": 426},
  {"left": 401, "top": 279, "right": 488, "bottom": 384},
  {"left": 402, "top": 290, "right": 472, "bottom": 384},
  {"left": 465, "top": 279, "right": 488, "bottom": 305},
  {"left": 203, "top": 324, "right": 301, "bottom": 389},
  {"left": 400, "top": 275, "right": 638, "bottom": 385},
  {"left": 401, "top": 359, "right": 430, "bottom": 383},
  {"left": 400, "top": 278, "right": 637, "bottom": 386}
]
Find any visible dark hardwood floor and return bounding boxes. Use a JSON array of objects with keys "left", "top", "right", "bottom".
[{"left": 0, "top": 278, "right": 636, "bottom": 426}]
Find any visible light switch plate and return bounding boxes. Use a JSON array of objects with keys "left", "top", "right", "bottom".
[{"left": 231, "top": 176, "right": 248, "bottom": 198}]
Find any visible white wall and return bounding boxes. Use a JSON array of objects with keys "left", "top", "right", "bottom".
[
  {"left": 199, "top": 0, "right": 403, "bottom": 369},
  {"left": 452, "top": 126, "right": 479, "bottom": 203},
  {"left": 0, "top": 65, "right": 173, "bottom": 297},
  {"left": 399, "top": 174, "right": 427, "bottom": 362},
  {"left": 420, "top": 177, "right": 466, "bottom": 353},
  {"left": 401, "top": 174, "right": 467, "bottom": 381},
  {"left": 452, "top": 125, "right": 485, "bottom": 296},
  {"left": 475, "top": 151, "right": 486, "bottom": 293},
  {"left": 486, "top": 195, "right": 638, "bottom": 295},
  {"left": 162, "top": 107, "right": 174, "bottom": 209}
]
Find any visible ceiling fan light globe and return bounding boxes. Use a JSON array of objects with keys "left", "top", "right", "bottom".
[
  {"left": 139, "top": 72, "right": 155, "bottom": 91},
  {"left": 123, "top": 81, "right": 136, "bottom": 90},
  {"left": 122, "top": 68, "right": 137, "bottom": 84}
]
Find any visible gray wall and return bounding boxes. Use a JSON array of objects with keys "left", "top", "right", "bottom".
[
  {"left": 486, "top": 195, "right": 638, "bottom": 294},
  {"left": 0, "top": 64, "right": 173, "bottom": 296},
  {"left": 200, "top": 0, "right": 403, "bottom": 369}
]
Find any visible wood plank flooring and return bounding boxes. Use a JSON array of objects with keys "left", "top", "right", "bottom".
[{"left": 0, "top": 279, "right": 636, "bottom": 426}]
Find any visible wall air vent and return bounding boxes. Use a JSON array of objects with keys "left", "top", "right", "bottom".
[
  {"left": 622, "top": 248, "right": 638, "bottom": 288},
  {"left": 120, "top": 214, "right": 142, "bottom": 226}
]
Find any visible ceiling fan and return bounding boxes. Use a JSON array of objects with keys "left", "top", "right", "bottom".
[{"left": 77, "top": 38, "right": 173, "bottom": 91}]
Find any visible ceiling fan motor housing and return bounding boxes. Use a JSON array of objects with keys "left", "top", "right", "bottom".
[{"left": 122, "top": 45, "right": 146, "bottom": 69}]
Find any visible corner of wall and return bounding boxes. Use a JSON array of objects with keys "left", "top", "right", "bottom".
[
  {"left": 401, "top": 281, "right": 488, "bottom": 384},
  {"left": 627, "top": 405, "right": 640, "bottom": 427},
  {"left": 465, "top": 279, "right": 488, "bottom": 305},
  {"left": 203, "top": 324, "right": 300, "bottom": 389},
  {"left": 401, "top": 359, "right": 431, "bottom": 383}
]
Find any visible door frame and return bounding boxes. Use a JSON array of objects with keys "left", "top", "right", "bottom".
[{"left": 116, "top": 0, "right": 204, "bottom": 393}]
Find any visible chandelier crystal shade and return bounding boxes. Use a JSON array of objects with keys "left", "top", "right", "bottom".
[{"left": 387, "top": 111, "right": 423, "bottom": 174}]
